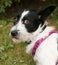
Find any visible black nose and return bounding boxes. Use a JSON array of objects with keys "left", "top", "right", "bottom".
[{"left": 11, "top": 30, "right": 18, "bottom": 37}]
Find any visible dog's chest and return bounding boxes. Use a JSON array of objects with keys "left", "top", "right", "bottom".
[
  {"left": 32, "top": 30, "right": 58, "bottom": 56},
  {"left": 33, "top": 32, "right": 58, "bottom": 64}
]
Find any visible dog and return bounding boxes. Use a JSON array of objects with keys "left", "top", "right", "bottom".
[{"left": 10, "top": 5, "right": 58, "bottom": 65}]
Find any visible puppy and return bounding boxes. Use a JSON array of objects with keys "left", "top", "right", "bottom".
[{"left": 10, "top": 5, "right": 58, "bottom": 65}]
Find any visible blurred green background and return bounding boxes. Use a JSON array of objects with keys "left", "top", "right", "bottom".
[{"left": 0, "top": 0, "right": 58, "bottom": 65}]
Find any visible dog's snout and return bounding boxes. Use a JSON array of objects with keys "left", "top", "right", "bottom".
[{"left": 11, "top": 30, "right": 18, "bottom": 37}]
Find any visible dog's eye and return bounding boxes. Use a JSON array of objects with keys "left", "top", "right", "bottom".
[
  {"left": 14, "top": 18, "right": 17, "bottom": 21},
  {"left": 13, "top": 14, "right": 20, "bottom": 25},
  {"left": 14, "top": 21, "right": 17, "bottom": 25},
  {"left": 23, "top": 20, "right": 30, "bottom": 24},
  {"left": 14, "top": 18, "right": 18, "bottom": 25}
]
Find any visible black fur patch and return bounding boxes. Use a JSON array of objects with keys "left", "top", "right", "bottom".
[
  {"left": 22, "top": 11, "right": 44, "bottom": 33},
  {"left": 14, "top": 5, "right": 56, "bottom": 33},
  {"left": 14, "top": 12, "right": 22, "bottom": 25},
  {"left": 22, "top": 5, "right": 56, "bottom": 33}
]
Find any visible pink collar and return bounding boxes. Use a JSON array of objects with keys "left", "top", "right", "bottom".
[{"left": 32, "top": 30, "right": 58, "bottom": 56}]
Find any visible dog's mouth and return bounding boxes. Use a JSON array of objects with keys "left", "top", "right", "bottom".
[
  {"left": 11, "top": 36, "right": 19, "bottom": 39},
  {"left": 25, "top": 40, "right": 31, "bottom": 44}
]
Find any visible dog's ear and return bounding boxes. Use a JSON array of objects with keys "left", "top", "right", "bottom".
[{"left": 38, "top": 5, "right": 56, "bottom": 21}]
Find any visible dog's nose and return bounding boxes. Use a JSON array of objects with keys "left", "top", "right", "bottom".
[{"left": 11, "top": 30, "right": 18, "bottom": 37}]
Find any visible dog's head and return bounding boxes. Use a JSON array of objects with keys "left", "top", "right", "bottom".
[{"left": 10, "top": 5, "right": 56, "bottom": 43}]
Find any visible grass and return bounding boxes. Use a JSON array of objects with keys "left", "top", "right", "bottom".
[
  {"left": 0, "top": 19, "right": 58, "bottom": 65},
  {"left": 48, "top": 19, "right": 58, "bottom": 30},
  {"left": 0, "top": 23, "right": 35, "bottom": 65}
]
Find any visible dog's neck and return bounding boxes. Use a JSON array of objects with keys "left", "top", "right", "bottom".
[
  {"left": 27, "top": 24, "right": 47, "bottom": 44},
  {"left": 26, "top": 26, "right": 55, "bottom": 54},
  {"left": 31, "top": 26, "right": 55, "bottom": 43}
]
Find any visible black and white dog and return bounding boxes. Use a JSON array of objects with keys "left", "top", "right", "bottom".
[{"left": 10, "top": 5, "right": 58, "bottom": 65}]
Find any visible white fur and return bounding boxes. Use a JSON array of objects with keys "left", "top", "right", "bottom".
[
  {"left": 26, "top": 26, "right": 58, "bottom": 65},
  {"left": 10, "top": 11, "right": 58, "bottom": 65}
]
